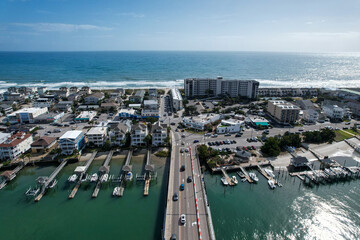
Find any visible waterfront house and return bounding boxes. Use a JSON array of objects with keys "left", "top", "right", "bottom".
[
  {"left": 31, "top": 136, "right": 57, "bottom": 153},
  {"left": 290, "top": 156, "right": 309, "bottom": 168},
  {"left": 131, "top": 123, "right": 148, "bottom": 146},
  {"left": 234, "top": 150, "right": 251, "bottom": 163},
  {"left": 109, "top": 122, "right": 130, "bottom": 146},
  {"left": 170, "top": 88, "right": 183, "bottom": 111},
  {"left": 59, "top": 130, "right": 85, "bottom": 155},
  {"left": 0, "top": 132, "right": 33, "bottom": 161},
  {"left": 79, "top": 86, "right": 92, "bottom": 95},
  {"left": 152, "top": 122, "right": 168, "bottom": 146},
  {"left": 86, "top": 127, "right": 108, "bottom": 147}
]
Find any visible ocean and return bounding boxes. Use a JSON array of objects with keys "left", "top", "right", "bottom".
[{"left": 1, "top": 51, "right": 360, "bottom": 91}]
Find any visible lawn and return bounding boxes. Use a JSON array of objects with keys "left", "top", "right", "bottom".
[
  {"left": 335, "top": 130, "right": 354, "bottom": 142},
  {"left": 344, "top": 129, "right": 359, "bottom": 135}
]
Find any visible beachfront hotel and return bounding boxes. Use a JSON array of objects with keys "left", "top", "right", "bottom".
[
  {"left": 184, "top": 77, "right": 259, "bottom": 99},
  {"left": 267, "top": 100, "right": 300, "bottom": 124}
]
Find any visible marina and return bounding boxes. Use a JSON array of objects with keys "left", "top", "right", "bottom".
[
  {"left": 0, "top": 161, "right": 28, "bottom": 190},
  {"left": 92, "top": 150, "right": 114, "bottom": 198}
]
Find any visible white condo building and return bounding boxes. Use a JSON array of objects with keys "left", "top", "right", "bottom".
[
  {"left": 86, "top": 127, "right": 108, "bottom": 147},
  {"left": 131, "top": 123, "right": 148, "bottom": 146},
  {"left": 184, "top": 77, "right": 259, "bottom": 99},
  {"left": 170, "top": 88, "right": 183, "bottom": 111},
  {"left": 152, "top": 122, "right": 168, "bottom": 146},
  {"left": 182, "top": 114, "right": 222, "bottom": 131},
  {"left": 323, "top": 104, "right": 344, "bottom": 120},
  {"left": 0, "top": 132, "right": 33, "bottom": 161},
  {"left": 59, "top": 130, "right": 85, "bottom": 155}
]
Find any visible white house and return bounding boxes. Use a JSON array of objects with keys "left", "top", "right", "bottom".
[
  {"left": 323, "top": 104, "right": 344, "bottom": 120},
  {"left": 7, "top": 107, "right": 48, "bottom": 124},
  {"left": 182, "top": 114, "right": 221, "bottom": 131},
  {"left": 170, "top": 88, "right": 183, "bottom": 111},
  {"left": 86, "top": 127, "right": 108, "bottom": 147},
  {"left": 216, "top": 119, "right": 244, "bottom": 134},
  {"left": 118, "top": 108, "right": 137, "bottom": 118},
  {"left": 152, "top": 122, "right": 168, "bottom": 146},
  {"left": 109, "top": 122, "right": 130, "bottom": 146},
  {"left": 33, "top": 98, "right": 53, "bottom": 108},
  {"left": 0, "top": 132, "right": 33, "bottom": 161},
  {"left": 302, "top": 109, "right": 319, "bottom": 123},
  {"left": 75, "top": 111, "right": 97, "bottom": 122},
  {"left": 59, "top": 130, "right": 85, "bottom": 155},
  {"left": 84, "top": 92, "right": 104, "bottom": 105},
  {"left": 131, "top": 123, "right": 148, "bottom": 146}
]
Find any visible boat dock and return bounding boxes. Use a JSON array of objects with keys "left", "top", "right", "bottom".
[
  {"left": 92, "top": 150, "right": 114, "bottom": 198},
  {"left": 35, "top": 159, "right": 68, "bottom": 202},
  {"left": 220, "top": 167, "right": 235, "bottom": 186},
  {"left": 117, "top": 149, "right": 133, "bottom": 197},
  {"left": 0, "top": 161, "right": 28, "bottom": 190},
  {"left": 144, "top": 149, "right": 155, "bottom": 195},
  {"left": 69, "top": 151, "right": 98, "bottom": 199},
  {"left": 239, "top": 167, "right": 253, "bottom": 183},
  {"left": 256, "top": 165, "right": 278, "bottom": 184}
]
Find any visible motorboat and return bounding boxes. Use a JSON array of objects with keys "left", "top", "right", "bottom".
[
  {"left": 112, "top": 187, "right": 121, "bottom": 197},
  {"left": 90, "top": 173, "right": 98, "bottom": 182},
  {"left": 268, "top": 180, "right": 276, "bottom": 189},
  {"left": 231, "top": 176, "right": 238, "bottom": 185},
  {"left": 100, "top": 173, "right": 109, "bottom": 183},
  {"left": 249, "top": 172, "right": 259, "bottom": 182},
  {"left": 277, "top": 182, "right": 283, "bottom": 187},
  {"left": 68, "top": 174, "right": 78, "bottom": 183},
  {"left": 48, "top": 179, "right": 57, "bottom": 189},
  {"left": 221, "top": 177, "right": 229, "bottom": 186},
  {"left": 125, "top": 172, "right": 133, "bottom": 182},
  {"left": 25, "top": 186, "right": 40, "bottom": 196},
  {"left": 264, "top": 169, "right": 276, "bottom": 179}
]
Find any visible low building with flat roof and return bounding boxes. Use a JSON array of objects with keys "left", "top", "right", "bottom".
[
  {"left": 182, "top": 113, "right": 222, "bottom": 131},
  {"left": 75, "top": 111, "right": 97, "bottom": 122},
  {"left": 248, "top": 116, "right": 270, "bottom": 127},
  {"left": 216, "top": 119, "right": 244, "bottom": 134}
]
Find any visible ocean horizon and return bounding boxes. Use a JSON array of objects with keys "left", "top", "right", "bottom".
[{"left": 1, "top": 51, "right": 360, "bottom": 92}]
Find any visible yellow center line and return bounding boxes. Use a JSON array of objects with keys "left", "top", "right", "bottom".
[{"left": 178, "top": 148, "right": 182, "bottom": 240}]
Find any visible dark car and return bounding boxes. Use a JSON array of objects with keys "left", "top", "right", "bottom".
[
  {"left": 171, "top": 234, "right": 177, "bottom": 240},
  {"left": 235, "top": 133, "right": 242, "bottom": 137},
  {"left": 173, "top": 193, "right": 178, "bottom": 201},
  {"left": 180, "top": 165, "right": 185, "bottom": 171},
  {"left": 187, "top": 176, "right": 192, "bottom": 183},
  {"left": 193, "top": 140, "right": 199, "bottom": 143}
]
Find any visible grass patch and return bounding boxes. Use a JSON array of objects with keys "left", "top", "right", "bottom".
[
  {"left": 185, "top": 129, "right": 205, "bottom": 135},
  {"left": 155, "top": 150, "right": 170, "bottom": 157},
  {"left": 335, "top": 130, "right": 353, "bottom": 142},
  {"left": 344, "top": 129, "right": 358, "bottom": 135}
]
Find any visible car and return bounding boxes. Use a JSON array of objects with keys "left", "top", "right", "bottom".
[
  {"left": 211, "top": 134, "right": 218, "bottom": 138},
  {"left": 173, "top": 193, "right": 178, "bottom": 201},
  {"left": 175, "top": 129, "right": 178, "bottom": 132},
  {"left": 180, "top": 165, "right": 185, "bottom": 171},
  {"left": 343, "top": 127, "right": 349, "bottom": 129},
  {"left": 247, "top": 138, "right": 252, "bottom": 142},
  {"left": 185, "top": 148, "right": 189, "bottom": 152},
  {"left": 193, "top": 140, "right": 199, "bottom": 143},
  {"left": 180, "top": 149, "right": 184, "bottom": 153},
  {"left": 299, "top": 128, "right": 304, "bottom": 132},
  {"left": 64, "top": 124, "right": 69, "bottom": 127},
  {"left": 181, "top": 129, "right": 185, "bottom": 132},
  {"left": 225, "top": 133, "right": 231, "bottom": 136},
  {"left": 219, "top": 141, "right": 224, "bottom": 145},
  {"left": 233, "top": 140, "right": 237, "bottom": 144},
  {"left": 180, "top": 184, "right": 185, "bottom": 191},
  {"left": 171, "top": 122, "right": 176, "bottom": 125},
  {"left": 235, "top": 133, "right": 242, "bottom": 137},
  {"left": 208, "top": 142, "right": 213, "bottom": 146},
  {"left": 204, "top": 133, "right": 211, "bottom": 137},
  {"left": 263, "top": 130, "right": 269, "bottom": 134},
  {"left": 243, "top": 146, "right": 248, "bottom": 151},
  {"left": 171, "top": 234, "right": 177, "bottom": 240},
  {"left": 182, "top": 134, "right": 185, "bottom": 138},
  {"left": 252, "top": 146, "right": 256, "bottom": 150},
  {"left": 180, "top": 214, "right": 186, "bottom": 224},
  {"left": 47, "top": 131, "right": 52, "bottom": 134},
  {"left": 187, "top": 176, "right": 192, "bottom": 183},
  {"left": 236, "top": 146, "right": 242, "bottom": 151},
  {"left": 70, "top": 121, "right": 75, "bottom": 125},
  {"left": 163, "top": 114, "right": 166, "bottom": 117},
  {"left": 54, "top": 129, "right": 61, "bottom": 133},
  {"left": 44, "top": 133, "right": 50, "bottom": 136},
  {"left": 181, "top": 142, "right": 185, "bottom": 145},
  {"left": 345, "top": 122, "right": 351, "bottom": 125}
]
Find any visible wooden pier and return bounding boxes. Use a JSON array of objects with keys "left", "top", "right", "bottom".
[
  {"left": 35, "top": 159, "right": 68, "bottom": 202},
  {"left": 239, "top": 167, "right": 253, "bottom": 183},
  {"left": 68, "top": 151, "right": 97, "bottom": 199},
  {"left": 92, "top": 150, "right": 114, "bottom": 198},
  {"left": 144, "top": 179, "right": 150, "bottom": 196},
  {"left": 220, "top": 168, "right": 235, "bottom": 186},
  {"left": 0, "top": 161, "right": 28, "bottom": 190},
  {"left": 256, "top": 165, "right": 278, "bottom": 184}
]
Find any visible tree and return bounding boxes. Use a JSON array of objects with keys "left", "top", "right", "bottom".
[
  {"left": 261, "top": 137, "right": 281, "bottom": 157},
  {"left": 143, "top": 134, "right": 152, "bottom": 147},
  {"left": 198, "top": 144, "right": 209, "bottom": 165}
]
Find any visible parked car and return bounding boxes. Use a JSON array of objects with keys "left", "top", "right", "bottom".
[
  {"left": 193, "top": 140, "right": 199, "bottom": 143},
  {"left": 235, "top": 133, "right": 242, "bottom": 137},
  {"left": 225, "top": 133, "right": 231, "bottom": 136}
]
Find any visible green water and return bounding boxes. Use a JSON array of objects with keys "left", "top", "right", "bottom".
[
  {"left": 205, "top": 157, "right": 360, "bottom": 240},
  {"left": 0, "top": 153, "right": 168, "bottom": 240}
]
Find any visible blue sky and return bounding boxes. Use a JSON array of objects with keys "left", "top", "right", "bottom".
[{"left": 0, "top": 0, "right": 359, "bottom": 52}]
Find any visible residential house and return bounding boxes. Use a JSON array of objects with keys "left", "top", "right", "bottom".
[
  {"left": 0, "top": 132, "right": 33, "bottom": 161},
  {"left": 6, "top": 107, "right": 48, "bottom": 124},
  {"left": 54, "top": 101, "right": 73, "bottom": 112},
  {"left": 86, "top": 127, "right": 108, "bottom": 147},
  {"left": 84, "top": 92, "right": 104, "bottom": 105},
  {"left": 131, "top": 123, "right": 148, "bottom": 146},
  {"left": 31, "top": 136, "right": 57, "bottom": 153},
  {"left": 59, "top": 130, "right": 85, "bottom": 155},
  {"left": 152, "top": 122, "right": 168, "bottom": 146},
  {"left": 33, "top": 98, "right": 53, "bottom": 108},
  {"left": 322, "top": 104, "right": 344, "bottom": 120},
  {"left": 109, "top": 122, "right": 130, "bottom": 146},
  {"left": 118, "top": 108, "right": 138, "bottom": 118},
  {"left": 75, "top": 111, "right": 97, "bottom": 122},
  {"left": 302, "top": 109, "right": 319, "bottom": 123},
  {"left": 129, "top": 90, "right": 145, "bottom": 103}
]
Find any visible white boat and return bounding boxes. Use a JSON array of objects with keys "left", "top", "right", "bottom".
[
  {"left": 112, "top": 187, "right": 121, "bottom": 197},
  {"left": 277, "top": 182, "right": 283, "bottom": 187},
  {"left": 48, "top": 179, "right": 57, "bottom": 189},
  {"left": 231, "top": 176, "right": 238, "bottom": 185},
  {"left": 264, "top": 169, "right": 276, "bottom": 179},
  {"left": 221, "top": 177, "right": 229, "bottom": 186},
  {"left": 101, "top": 173, "right": 109, "bottom": 183},
  {"left": 249, "top": 172, "right": 259, "bottom": 182},
  {"left": 268, "top": 180, "right": 276, "bottom": 189},
  {"left": 25, "top": 186, "right": 40, "bottom": 196},
  {"left": 68, "top": 174, "right": 78, "bottom": 182},
  {"left": 90, "top": 173, "right": 98, "bottom": 182},
  {"left": 125, "top": 172, "right": 133, "bottom": 182}
]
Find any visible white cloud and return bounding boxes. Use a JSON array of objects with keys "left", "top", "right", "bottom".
[
  {"left": 305, "top": 21, "right": 313, "bottom": 25},
  {"left": 11, "top": 23, "right": 112, "bottom": 32},
  {"left": 118, "top": 12, "right": 145, "bottom": 18}
]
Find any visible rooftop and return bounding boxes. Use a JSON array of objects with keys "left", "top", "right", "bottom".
[
  {"left": 87, "top": 127, "right": 107, "bottom": 135},
  {"left": 60, "top": 130, "right": 83, "bottom": 140},
  {"left": 171, "top": 88, "right": 183, "bottom": 101},
  {"left": 0, "top": 132, "right": 32, "bottom": 148}
]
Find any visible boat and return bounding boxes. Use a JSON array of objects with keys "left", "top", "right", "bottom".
[
  {"left": 249, "top": 172, "right": 259, "bottom": 182},
  {"left": 90, "top": 173, "right": 98, "bottom": 182},
  {"left": 125, "top": 172, "right": 133, "bottom": 182},
  {"left": 25, "top": 186, "right": 40, "bottom": 196},
  {"left": 112, "top": 187, "right": 121, "bottom": 197},
  {"left": 268, "top": 180, "right": 276, "bottom": 189},
  {"left": 68, "top": 174, "right": 78, "bottom": 182},
  {"left": 48, "top": 179, "right": 57, "bottom": 189},
  {"left": 277, "top": 182, "right": 283, "bottom": 187},
  {"left": 264, "top": 169, "right": 276, "bottom": 178},
  {"left": 231, "top": 176, "right": 238, "bottom": 185},
  {"left": 241, "top": 178, "right": 247, "bottom": 182},
  {"left": 237, "top": 171, "right": 245, "bottom": 178},
  {"left": 100, "top": 173, "right": 109, "bottom": 183},
  {"left": 221, "top": 177, "right": 229, "bottom": 186},
  {"left": 0, "top": 180, "right": 7, "bottom": 190}
]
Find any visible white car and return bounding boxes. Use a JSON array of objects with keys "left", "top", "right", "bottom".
[{"left": 180, "top": 214, "right": 186, "bottom": 224}]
